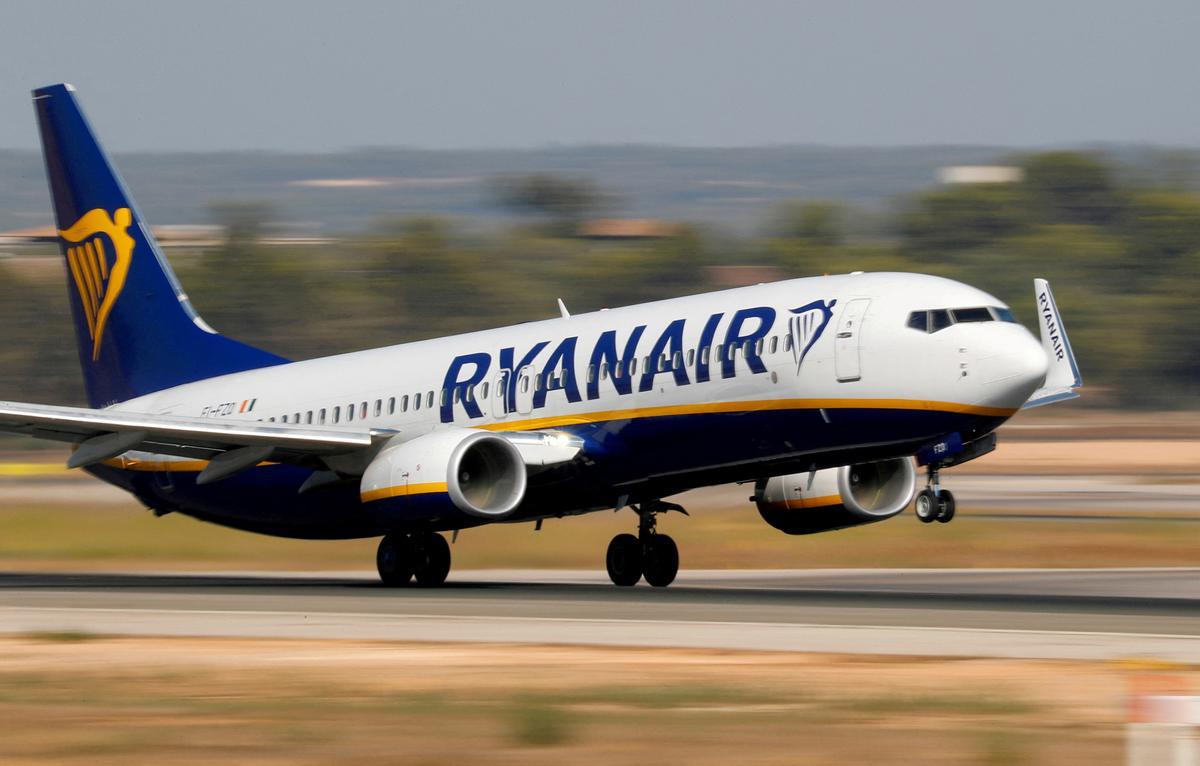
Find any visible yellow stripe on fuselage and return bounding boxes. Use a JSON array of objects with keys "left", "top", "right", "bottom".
[
  {"left": 761, "top": 494, "right": 842, "bottom": 511},
  {"left": 360, "top": 482, "right": 449, "bottom": 503},
  {"left": 96, "top": 457, "right": 276, "bottom": 472},
  {"left": 478, "top": 397, "right": 1015, "bottom": 433}
]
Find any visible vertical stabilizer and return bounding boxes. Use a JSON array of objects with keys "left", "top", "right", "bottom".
[{"left": 33, "top": 84, "right": 288, "bottom": 407}]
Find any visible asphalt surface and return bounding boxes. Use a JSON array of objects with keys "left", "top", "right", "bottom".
[{"left": 2, "top": 568, "right": 1197, "bottom": 660}]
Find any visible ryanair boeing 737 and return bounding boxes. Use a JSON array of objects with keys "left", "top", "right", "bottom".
[{"left": 0, "top": 84, "right": 1081, "bottom": 587}]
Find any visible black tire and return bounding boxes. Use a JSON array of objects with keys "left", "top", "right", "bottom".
[
  {"left": 936, "top": 490, "right": 956, "bottom": 523},
  {"left": 642, "top": 534, "right": 679, "bottom": 588},
  {"left": 606, "top": 533, "right": 642, "bottom": 586},
  {"left": 413, "top": 532, "right": 452, "bottom": 587},
  {"left": 376, "top": 534, "right": 413, "bottom": 587},
  {"left": 914, "top": 489, "right": 938, "bottom": 523}
]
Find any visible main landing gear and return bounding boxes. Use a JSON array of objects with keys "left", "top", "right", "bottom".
[
  {"left": 376, "top": 531, "right": 451, "bottom": 587},
  {"left": 605, "top": 500, "right": 683, "bottom": 587},
  {"left": 914, "top": 465, "right": 956, "bottom": 524}
]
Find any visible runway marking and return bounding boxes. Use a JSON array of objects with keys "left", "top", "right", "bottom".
[{"left": 2, "top": 606, "right": 1196, "bottom": 641}]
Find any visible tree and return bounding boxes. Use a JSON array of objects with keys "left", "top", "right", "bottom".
[
  {"left": 767, "top": 201, "right": 844, "bottom": 246},
  {"left": 1021, "top": 152, "right": 1122, "bottom": 227},
  {"left": 490, "top": 174, "right": 610, "bottom": 234}
]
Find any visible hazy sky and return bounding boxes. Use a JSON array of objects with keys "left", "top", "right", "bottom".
[{"left": 2, "top": 0, "right": 1199, "bottom": 151}]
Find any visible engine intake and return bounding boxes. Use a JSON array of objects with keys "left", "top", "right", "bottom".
[
  {"left": 361, "top": 429, "right": 527, "bottom": 523},
  {"left": 754, "top": 458, "right": 916, "bottom": 535}
]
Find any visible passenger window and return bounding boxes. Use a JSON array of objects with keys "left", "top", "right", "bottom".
[
  {"left": 347, "top": 404, "right": 354, "bottom": 422},
  {"left": 319, "top": 408, "right": 326, "bottom": 425},
  {"left": 907, "top": 311, "right": 929, "bottom": 332},
  {"left": 629, "top": 358, "right": 638, "bottom": 376},
  {"left": 374, "top": 400, "right": 382, "bottom": 417},
  {"left": 401, "top": 395, "right": 409, "bottom": 412},
  {"left": 600, "top": 362, "right": 609, "bottom": 380},
  {"left": 520, "top": 376, "right": 529, "bottom": 393},
  {"left": 413, "top": 394, "right": 421, "bottom": 411},
  {"left": 441, "top": 390, "right": 449, "bottom": 406},
  {"left": 333, "top": 406, "right": 341, "bottom": 423},
  {"left": 453, "top": 389, "right": 461, "bottom": 404},
  {"left": 269, "top": 416, "right": 276, "bottom": 422},
  {"left": 387, "top": 397, "right": 395, "bottom": 415},
  {"left": 281, "top": 414, "right": 288, "bottom": 423},
  {"left": 784, "top": 335, "right": 793, "bottom": 351},
  {"left": 769, "top": 336, "right": 778, "bottom": 354},
  {"left": 305, "top": 411, "right": 313, "bottom": 424},
  {"left": 930, "top": 309, "right": 952, "bottom": 332},
  {"left": 952, "top": 307, "right": 992, "bottom": 323},
  {"left": 481, "top": 382, "right": 489, "bottom": 400},
  {"left": 686, "top": 349, "right": 695, "bottom": 366},
  {"left": 360, "top": 402, "right": 367, "bottom": 419},
  {"left": 426, "top": 391, "right": 434, "bottom": 409},
  {"left": 700, "top": 347, "right": 710, "bottom": 365},
  {"left": 294, "top": 412, "right": 300, "bottom": 423},
  {"left": 755, "top": 339, "right": 763, "bottom": 355},
  {"left": 672, "top": 350, "right": 682, "bottom": 369}
]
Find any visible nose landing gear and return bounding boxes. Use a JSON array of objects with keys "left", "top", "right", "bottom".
[
  {"left": 605, "top": 500, "right": 683, "bottom": 587},
  {"left": 915, "top": 465, "right": 956, "bottom": 524}
]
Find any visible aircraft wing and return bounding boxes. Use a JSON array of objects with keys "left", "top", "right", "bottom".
[
  {"left": 0, "top": 400, "right": 584, "bottom": 484},
  {"left": 1022, "top": 278, "right": 1083, "bottom": 409},
  {"left": 0, "top": 400, "right": 380, "bottom": 482}
]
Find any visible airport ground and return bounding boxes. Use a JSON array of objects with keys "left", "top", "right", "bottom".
[
  {"left": 3, "top": 636, "right": 1187, "bottom": 765},
  {"left": 1, "top": 415, "right": 1198, "bottom": 763}
]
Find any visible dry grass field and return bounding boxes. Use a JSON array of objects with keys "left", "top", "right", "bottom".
[{"left": 2, "top": 636, "right": 1180, "bottom": 765}]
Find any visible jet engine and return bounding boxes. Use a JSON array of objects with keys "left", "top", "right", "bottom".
[
  {"left": 754, "top": 458, "right": 916, "bottom": 535},
  {"left": 360, "top": 429, "right": 527, "bottom": 524}
]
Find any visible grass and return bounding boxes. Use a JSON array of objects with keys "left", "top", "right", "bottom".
[
  {"left": 0, "top": 638, "right": 1134, "bottom": 765},
  {"left": 0, "top": 498, "right": 1198, "bottom": 571},
  {"left": 22, "top": 629, "right": 101, "bottom": 643}
]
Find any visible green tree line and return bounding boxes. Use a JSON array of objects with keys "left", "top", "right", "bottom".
[{"left": 1, "top": 150, "right": 1197, "bottom": 409}]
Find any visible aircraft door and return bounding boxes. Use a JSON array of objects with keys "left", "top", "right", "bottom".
[
  {"left": 492, "top": 370, "right": 510, "bottom": 419},
  {"left": 515, "top": 366, "right": 535, "bottom": 415},
  {"left": 834, "top": 298, "right": 870, "bottom": 382}
]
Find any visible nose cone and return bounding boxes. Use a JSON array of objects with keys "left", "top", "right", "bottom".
[{"left": 975, "top": 329, "right": 1048, "bottom": 410}]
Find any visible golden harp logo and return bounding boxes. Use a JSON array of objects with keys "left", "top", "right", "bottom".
[{"left": 59, "top": 208, "right": 135, "bottom": 361}]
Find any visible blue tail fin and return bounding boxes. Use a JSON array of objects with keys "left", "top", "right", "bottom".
[{"left": 33, "top": 84, "right": 288, "bottom": 407}]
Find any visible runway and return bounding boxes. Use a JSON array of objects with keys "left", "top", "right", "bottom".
[{"left": 1, "top": 568, "right": 1197, "bottom": 661}]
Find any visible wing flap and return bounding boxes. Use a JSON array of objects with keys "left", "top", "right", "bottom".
[{"left": 0, "top": 401, "right": 376, "bottom": 464}]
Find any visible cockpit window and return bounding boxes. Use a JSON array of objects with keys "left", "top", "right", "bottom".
[
  {"left": 908, "top": 306, "right": 1013, "bottom": 333},
  {"left": 951, "top": 307, "right": 992, "bottom": 323},
  {"left": 906, "top": 311, "right": 928, "bottom": 332}
]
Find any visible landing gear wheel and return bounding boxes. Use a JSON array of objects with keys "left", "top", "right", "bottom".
[
  {"left": 935, "top": 490, "right": 956, "bottom": 523},
  {"left": 376, "top": 534, "right": 414, "bottom": 587},
  {"left": 914, "top": 489, "right": 938, "bottom": 523},
  {"left": 606, "top": 533, "right": 642, "bottom": 586},
  {"left": 413, "top": 532, "right": 452, "bottom": 587},
  {"left": 642, "top": 534, "right": 679, "bottom": 588}
]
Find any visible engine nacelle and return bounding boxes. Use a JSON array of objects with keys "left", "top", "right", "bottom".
[
  {"left": 360, "top": 429, "right": 527, "bottom": 525},
  {"left": 754, "top": 458, "right": 916, "bottom": 535}
]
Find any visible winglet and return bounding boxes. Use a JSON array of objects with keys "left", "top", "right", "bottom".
[
  {"left": 557, "top": 298, "right": 570, "bottom": 319},
  {"left": 1023, "top": 278, "right": 1082, "bottom": 409}
]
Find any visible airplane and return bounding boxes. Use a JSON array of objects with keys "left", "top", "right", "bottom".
[{"left": 0, "top": 84, "right": 1082, "bottom": 588}]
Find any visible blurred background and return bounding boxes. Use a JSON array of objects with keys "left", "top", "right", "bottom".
[{"left": 2, "top": 3, "right": 1199, "bottom": 764}]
